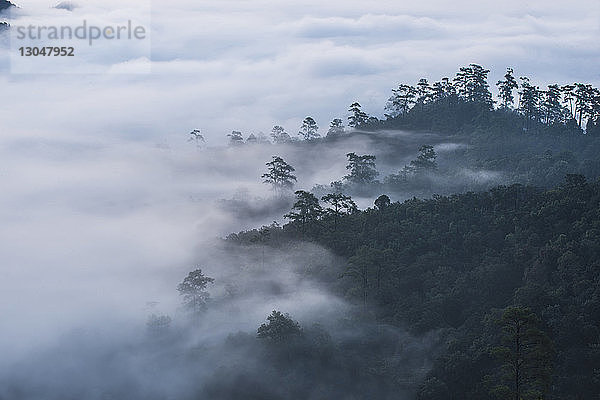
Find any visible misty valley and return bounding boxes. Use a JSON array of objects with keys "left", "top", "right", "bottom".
[{"left": 2, "top": 62, "right": 600, "bottom": 400}]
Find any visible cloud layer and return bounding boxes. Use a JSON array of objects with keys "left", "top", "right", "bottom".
[{"left": 1, "top": 0, "right": 599, "bottom": 143}]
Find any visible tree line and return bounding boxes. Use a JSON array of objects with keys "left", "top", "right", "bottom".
[
  {"left": 188, "top": 64, "right": 600, "bottom": 147},
  {"left": 376, "top": 64, "right": 600, "bottom": 136},
  {"left": 261, "top": 145, "right": 437, "bottom": 197}
]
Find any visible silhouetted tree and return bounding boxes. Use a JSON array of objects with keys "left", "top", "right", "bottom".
[
  {"left": 322, "top": 193, "right": 357, "bottom": 230},
  {"left": 299, "top": 116, "right": 320, "bottom": 140},
  {"left": 271, "top": 125, "right": 291, "bottom": 143},
  {"left": 344, "top": 246, "right": 382, "bottom": 309},
  {"left": 385, "top": 84, "right": 416, "bottom": 118},
  {"left": 257, "top": 311, "right": 302, "bottom": 342},
  {"left": 327, "top": 118, "right": 345, "bottom": 137},
  {"left": 454, "top": 64, "right": 493, "bottom": 109},
  {"left": 227, "top": 130, "right": 244, "bottom": 146},
  {"left": 246, "top": 133, "right": 258, "bottom": 144},
  {"left": 541, "top": 84, "right": 564, "bottom": 125},
  {"left": 404, "top": 145, "right": 437, "bottom": 174},
  {"left": 177, "top": 268, "right": 214, "bottom": 314},
  {"left": 189, "top": 129, "right": 205, "bottom": 147},
  {"left": 574, "top": 83, "right": 594, "bottom": 128},
  {"left": 262, "top": 156, "right": 297, "bottom": 192},
  {"left": 497, "top": 68, "right": 519, "bottom": 110},
  {"left": 284, "top": 190, "right": 323, "bottom": 233},
  {"left": 561, "top": 84, "right": 576, "bottom": 117},
  {"left": 344, "top": 152, "right": 378, "bottom": 184},
  {"left": 519, "top": 77, "right": 541, "bottom": 130},
  {"left": 348, "top": 102, "right": 369, "bottom": 128},
  {"left": 374, "top": 194, "right": 391, "bottom": 210},
  {"left": 416, "top": 78, "right": 432, "bottom": 107}
]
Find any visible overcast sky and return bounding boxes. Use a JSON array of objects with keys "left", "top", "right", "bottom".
[{"left": 1, "top": 0, "right": 599, "bottom": 143}]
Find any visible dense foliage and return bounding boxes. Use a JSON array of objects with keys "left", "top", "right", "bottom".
[{"left": 229, "top": 175, "right": 600, "bottom": 399}]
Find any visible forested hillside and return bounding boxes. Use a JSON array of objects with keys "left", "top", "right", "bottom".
[
  {"left": 229, "top": 175, "right": 600, "bottom": 399},
  {"left": 214, "top": 64, "right": 600, "bottom": 201}
]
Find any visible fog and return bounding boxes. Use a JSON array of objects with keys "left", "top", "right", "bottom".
[
  {"left": 1, "top": 0, "right": 598, "bottom": 397},
  {"left": 0, "top": 117, "right": 583, "bottom": 399},
  {"left": 0, "top": 131, "right": 461, "bottom": 399}
]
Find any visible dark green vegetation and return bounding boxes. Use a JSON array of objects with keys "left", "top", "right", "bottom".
[
  {"left": 217, "top": 64, "right": 600, "bottom": 399},
  {"left": 0, "top": 0, "right": 12, "bottom": 30},
  {"left": 0, "top": 0, "right": 14, "bottom": 12},
  {"left": 229, "top": 174, "right": 600, "bottom": 399},
  {"left": 370, "top": 64, "right": 599, "bottom": 136},
  {"left": 217, "top": 64, "right": 600, "bottom": 201}
]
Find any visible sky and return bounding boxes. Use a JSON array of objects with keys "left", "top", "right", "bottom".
[{"left": 0, "top": 0, "right": 599, "bottom": 143}]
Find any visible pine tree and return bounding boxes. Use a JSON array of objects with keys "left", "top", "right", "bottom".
[
  {"left": 561, "top": 84, "right": 576, "bottom": 119},
  {"left": 454, "top": 64, "right": 493, "bottom": 109},
  {"left": 518, "top": 77, "right": 541, "bottom": 130},
  {"left": 271, "top": 125, "right": 291, "bottom": 143},
  {"left": 497, "top": 68, "right": 519, "bottom": 109},
  {"left": 385, "top": 84, "right": 416, "bottom": 118},
  {"left": 177, "top": 269, "right": 214, "bottom": 314},
  {"left": 188, "top": 129, "right": 205, "bottom": 147},
  {"left": 321, "top": 192, "right": 357, "bottom": 230},
  {"left": 246, "top": 133, "right": 258, "bottom": 144},
  {"left": 257, "top": 311, "right": 302, "bottom": 342},
  {"left": 227, "top": 130, "right": 244, "bottom": 146},
  {"left": 574, "top": 83, "right": 594, "bottom": 128},
  {"left": 284, "top": 190, "right": 323, "bottom": 233},
  {"left": 541, "top": 84, "right": 563, "bottom": 125},
  {"left": 348, "top": 102, "right": 369, "bottom": 128},
  {"left": 416, "top": 78, "right": 432, "bottom": 106},
  {"left": 262, "top": 156, "right": 297, "bottom": 192},
  {"left": 344, "top": 152, "right": 378, "bottom": 184},
  {"left": 327, "top": 118, "right": 345, "bottom": 137},
  {"left": 410, "top": 145, "right": 437, "bottom": 172},
  {"left": 491, "top": 307, "right": 554, "bottom": 400},
  {"left": 299, "top": 116, "right": 320, "bottom": 140}
]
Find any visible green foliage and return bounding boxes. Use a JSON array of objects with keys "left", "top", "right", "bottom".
[
  {"left": 284, "top": 190, "right": 323, "bottom": 233},
  {"left": 177, "top": 268, "right": 214, "bottom": 313},
  {"left": 385, "top": 84, "right": 417, "bottom": 118},
  {"left": 262, "top": 155, "right": 297, "bottom": 191},
  {"left": 299, "top": 116, "right": 320, "bottom": 140},
  {"left": 232, "top": 174, "right": 600, "bottom": 399},
  {"left": 374, "top": 194, "right": 391, "bottom": 210},
  {"left": 321, "top": 192, "right": 357, "bottom": 231},
  {"left": 327, "top": 118, "right": 345, "bottom": 137},
  {"left": 490, "top": 307, "right": 554, "bottom": 400},
  {"left": 271, "top": 125, "right": 291, "bottom": 143},
  {"left": 408, "top": 145, "right": 438, "bottom": 173},
  {"left": 0, "top": 0, "right": 14, "bottom": 11},
  {"left": 453, "top": 64, "right": 493, "bottom": 109},
  {"left": 497, "top": 68, "right": 519, "bottom": 109},
  {"left": 374, "top": 64, "right": 600, "bottom": 136},
  {"left": 344, "top": 152, "right": 378, "bottom": 184},
  {"left": 257, "top": 311, "right": 302, "bottom": 342},
  {"left": 348, "top": 102, "right": 369, "bottom": 128}
]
